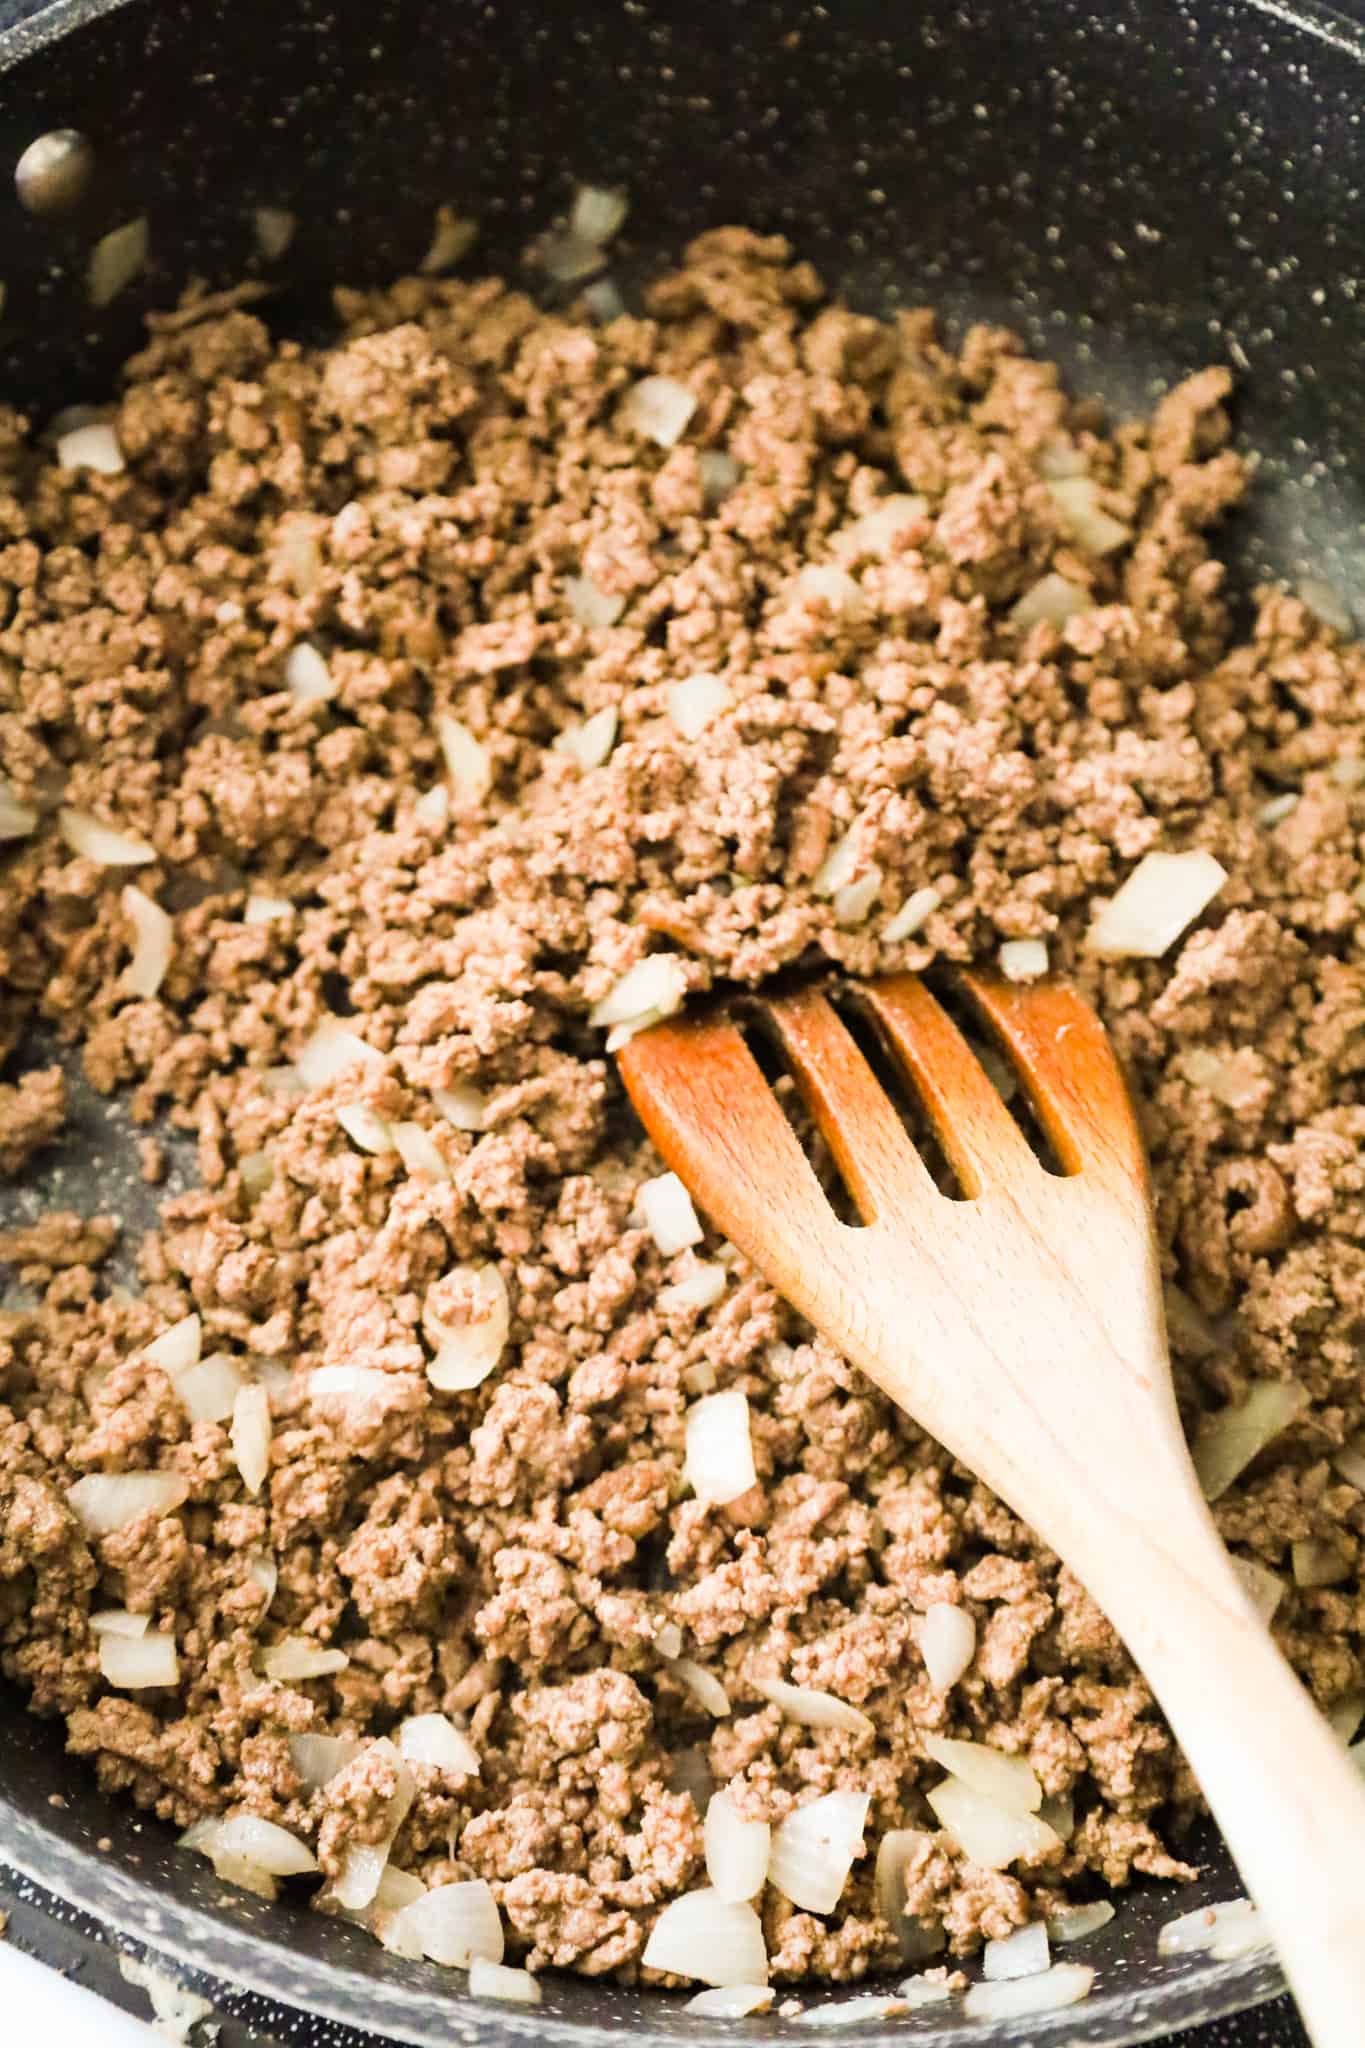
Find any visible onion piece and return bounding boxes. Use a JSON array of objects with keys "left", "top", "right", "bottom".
[
  {"left": 89, "top": 217, "right": 148, "bottom": 307},
  {"left": 1192, "top": 1379, "right": 1309, "bottom": 1501},
  {"left": 433, "top": 1081, "right": 488, "bottom": 1133},
  {"left": 874, "top": 1828, "right": 930, "bottom": 1946},
  {"left": 384, "top": 1876, "right": 503, "bottom": 1965},
  {"left": 91, "top": 1608, "right": 150, "bottom": 1638},
  {"left": 173, "top": 1351, "right": 247, "bottom": 1426},
  {"left": 240, "top": 1152, "right": 274, "bottom": 1203},
  {"left": 335, "top": 1102, "right": 395, "bottom": 1155},
  {"left": 397, "top": 1713, "right": 479, "bottom": 1776},
  {"left": 1158, "top": 1897, "right": 1270, "bottom": 1960},
  {"left": 425, "top": 1263, "right": 510, "bottom": 1392},
  {"left": 0, "top": 778, "right": 38, "bottom": 840},
  {"left": 635, "top": 1171, "right": 704, "bottom": 1255},
  {"left": 420, "top": 205, "right": 477, "bottom": 274},
  {"left": 832, "top": 866, "right": 882, "bottom": 927},
  {"left": 923, "top": 1735, "right": 1041, "bottom": 1815},
  {"left": 1258, "top": 792, "right": 1298, "bottom": 826},
  {"left": 289, "top": 1732, "right": 364, "bottom": 1791},
  {"left": 705, "top": 1788, "right": 770, "bottom": 1902},
  {"left": 58, "top": 806, "right": 155, "bottom": 866},
  {"left": 642, "top": 1889, "right": 767, "bottom": 1986},
  {"left": 964, "top": 1963, "right": 1094, "bottom": 2019},
  {"left": 590, "top": 953, "right": 688, "bottom": 1050},
  {"left": 437, "top": 714, "right": 492, "bottom": 802},
  {"left": 752, "top": 1677, "right": 873, "bottom": 1739},
  {"left": 244, "top": 894, "right": 294, "bottom": 926},
  {"left": 664, "top": 1656, "right": 731, "bottom": 1718},
  {"left": 685, "top": 1389, "right": 757, "bottom": 1506},
  {"left": 983, "top": 1922, "right": 1050, "bottom": 1980},
  {"left": 1047, "top": 1901, "right": 1115, "bottom": 1944},
  {"left": 118, "top": 884, "right": 173, "bottom": 997},
  {"left": 767, "top": 1790, "right": 869, "bottom": 1916},
  {"left": 1230, "top": 1555, "right": 1285, "bottom": 1624},
  {"left": 469, "top": 1959, "right": 541, "bottom": 2006},
  {"left": 231, "top": 1384, "right": 271, "bottom": 1496},
  {"left": 143, "top": 1313, "right": 202, "bottom": 1378},
  {"left": 1297, "top": 577, "right": 1354, "bottom": 637},
  {"left": 100, "top": 1632, "right": 179, "bottom": 1689},
  {"left": 68, "top": 1471, "right": 188, "bottom": 1536},
  {"left": 927, "top": 1776, "right": 1060, "bottom": 1870},
  {"left": 796, "top": 1997, "right": 909, "bottom": 2027},
  {"left": 254, "top": 207, "right": 296, "bottom": 260},
  {"left": 1084, "top": 849, "right": 1228, "bottom": 959},
  {"left": 258, "top": 1636, "right": 349, "bottom": 1681},
  {"left": 657, "top": 1622, "right": 683, "bottom": 1659},
  {"left": 571, "top": 184, "right": 629, "bottom": 245},
  {"left": 307, "top": 1365, "right": 395, "bottom": 1408},
  {"left": 1010, "top": 573, "right": 1090, "bottom": 630},
  {"left": 622, "top": 375, "right": 697, "bottom": 449},
  {"left": 883, "top": 885, "right": 942, "bottom": 943},
  {"left": 797, "top": 562, "right": 868, "bottom": 622},
  {"left": 566, "top": 572, "right": 625, "bottom": 629},
  {"left": 58, "top": 422, "right": 125, "bottom": 475},
  {"left": 1330, "top": 755, "right": 1365, "bottom": 790},
  {"left": 332, "top": 1742, "right": 416, "bottom": 1912},
  {"left": 554, "top": 706, "right": 619, "bottom": 770},
  {"left": 1333, "top": 1438, "right": 1365, "bottom": 1491},
  {"left": 699, "top": 450, "right": 740, "bottom": 508},
  {"left": 182, "top": 1813, "right": 318, "bottom": 1877},
  {"left": 583, "top": 278, "right": 627, "bottom": 324},
  {"left": 1291, "top": 1537, "right": 1349, "bottom": 1588},
  {"left": 1045, "top": 475, "right": 1129, "bottom": 554},
  {"left": 918, "top": 1604, "right": 976, "bottom": 1692},
  {"left": 1039, "top": 1790, "right": 1075, "bottom": 1841},
  {"left": 390, "top": 1122, "right": 451, "bottom": 1180},
  {"left": 687, "top": 1986, "right": 774, "bottom": 2018},
  {"left": 660, "top": 1263, "right": 727, "bottom": 1315},
  {"left": 211, "top": 1854, "right": 278, "bottom": 1901},
  {"left": 247, "top": 1553, "right": 278, "bottom": 1607},
  {"left": 667, "top": 672, "right": 732, "bottom": 741},
  {"left": 813, "top": 828, "right": 862, "bottom": 900},
  {"left": 295, "top": 1021, "right": 384, "bottom": 1089},
  {"left": 534, "top": 230, "right": 606, "bottom": 284},
  {"left": 833, "top": 495, "right": 927, "bottom": 562},
  {"left": 897, "top": 1974, "right": 954, "bottom": 2007},
  {"left": 285, "top": 642, "right": 337, "bottom": 704},
  {"left": 999, "top": 937, "right": 1048, "bottom": 983}
]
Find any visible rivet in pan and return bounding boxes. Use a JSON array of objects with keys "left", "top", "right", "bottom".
[{"left": 15, "top": 129, "right": 96, "bottom": 216}]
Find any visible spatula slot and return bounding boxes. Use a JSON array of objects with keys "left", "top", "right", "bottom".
[{"left": 828, "top": 989, "right": 973, "bottom": 1203}]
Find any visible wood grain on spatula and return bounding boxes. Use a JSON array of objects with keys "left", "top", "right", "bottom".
[{"left": 618, "top": 972, "right": 1365, "bottom": 2048}]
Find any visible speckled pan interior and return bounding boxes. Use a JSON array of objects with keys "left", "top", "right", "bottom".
[{"left": 0, "top": 0, "right": 1361, "bottom": 2041}]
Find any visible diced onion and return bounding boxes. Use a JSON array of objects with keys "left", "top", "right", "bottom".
[
  {"left": 1158, "top": 1897, "right": 1270, "bottom": 1961},
  {"left": 390, "top": 1121, "right": 451, "bottom": 1180},
  {"left": 813, "top": 828, "right": 864, "bottom": 900},
  {"left": 622, "top": 375, "right": 697, "bottom": 449},
  {"left": 1330, "top": 755, "right": 1365, "bottom": 789},
  {"left": 0, "top": 778, "right": 37, "bottom": 840},
  {"left": 635, "top": 1171, "right": 704, "bottom": 1256},
  {"left": 660, "top": 1263, "right": 728, "bottom": 1315},
  {"left": 397, "top": 1713, "right": 479, "bottom": 1776},
  {"left": 68, "top": 1471, "right": 188, "bottom": 1536},
  {"left": 308, "top": 1365, "right": 395, "bottom": 1407},
  {"left": 261, "top": 1066, "right": 307, "bottom": 1097},
  {"left": 883, "top": 885, "right": 942, "bottom": 943},
  {"left": 897, "top": 1975, "right": 954, "bottom": 2008},
  {"left": 583, "top": 278, "right": 627, "bottom": 324},
  {"left": 244, "top": 895, "right": 294, "bottom": 926},
  {"left": 1297, "top": 577, "right": 1354, "bottom": 637},
  {"left": 705, "top": 1788, "right": 770, "bottom": 1902},
  {"left": 413, "top": 784, "right": 450, "bottom": 833},
  {"left": 687, "top": 1986, "right": 774, "bottom": 2018},
  {"left": 964, "top": 1963, "right": 1094, "bottom": 2019},
  {"left": 143, "top": 1313, "right": 202, "bottom": 1378},
  {"left": 58, "top": 806, "right": 155, "bottom": 866},
  {"left": 1230, "top": 1555, "right": 1285, "bottom": 1623},
  {"left": 591, "top": 953, "right": 688, "bottom": 1050},
  {"left": 1047, "top": 1901, "right": 1115, "bottom": 1944},
  {"left": 295, "top": 1021, "right": 384, "bottom": 1089},
  {"left": 1039, "top": 1790, "right": 1075, "bottom": 1841},
  {"left": 285, "top": 642, "right": 337, "bottom": 704},
  {"left": 58, "top": 422, "right": 125, "bottom": 475},
  {"left": 571, "top": 185, "right": 629, "bottom": 245},
  {"left": 289, "top": 1733, "right": 364, "bottom": 1791},
  {"left": 767, "top": 1790, "right": 869, "bottom": 1916},
  {"left": 173, "top": 1351, "right": 247, "bottom": 1426},
  {"left": 1332, "top": 1438, "right": 1365, "bottom": 1491},
  {"left": 999, "top": 937, "right": 1048, "bottom": 983},
  {"left": 798, "top": 562, "right": 868, "bottom": 622},
  {"left": 685, "top": 1389, "right": 757, "bottom": 1507},
  {"left": 752, "top": 1677, "right": 873, "bottom": 1738},
  {"left": 833, "top": 866, "right": 883, "bottom": 927},
  {"left": 923, "top": 1735, "right": 1041, "bottom": 1815},
  {"left": 420, "top": 206, "right": 478, "bottom": 274},
  {"left": 246, "top": 1554, "right": 278, "bottom": 1606},
  {"left": 332, "top": 1742, "right": 416, "bottom": 1912},
  {"left": 1291, "top": 1538, "right": 1349, "bottom": 1588},
  {"left": 426, "top": 1264, "right": 510, "bottom": 1392},
  {"left": 258, "top": 1636, "right": 349, "bottom": 1681},
  {"left": 796, "top": 1996, "right": 910, "bottom": 2027},
  {"left": 534, "top": 230, "right": 607, "bottom": 283},
  {"left": 657, "top": 1622, "right": 683, "bottom": 1659},
  {"left": 874, "top": 1828, "right": 930, "bottom": 1945},
  {"left": 1084, "top": 849, "right": 1227, "bottom": 959},
  {"left": 1045, "top": 476, "right": 1130, "bottom": 555},
  {"left": 554, "top": 706, "right": 619, "bottom": 770},
  {"left": 240, "top": 1152, "right": 274, "bottom": 1202},
  {"left": 918, "top": 1604, "right": 976, "bottom": 1692},
  {"left": 1010, "top": 573, "right": 1091, "bottom": 630},
  {"left": 1179, "top": 1047, "right": 1261, "bottom": 1111},
  {"left": 89, "top": 217, "right": 148, "bottom": 307},
  {"left": 926, "top": 1776, "right": 1059, "bottom": 1870},
  {"left": 335, "top": 1102, "right": 395, "bottom": 1155},
  {"left": 1038, "top": 437, "right": 1089, "bottom": 479},
  {"left": 254, "top": 207, "right": 296, "bottom": 260},
  {"left": 100, "top": 1631, "right": 179, "bottom": 1689},
  {"left": 210, "top": 1854, "right": 278, "bottom": 1901},
  {"left": 231, "top": 1384, "right": 271, "bottom": 1496},
  {"left": 983, "top": 1923, "right": 1050, "bottom": 1980},
  {"left": 384, "top": 1877, "right": 504, "bottom": 1965},
  {"left": 1258, "top": 792, "right": 1298, "bottom": 826},
  {"left": 437, "top": 714, "right": 492, "bottom": 802},
  {"left": 664, "top": 1657, "right": 731, "bottom": 1718},
  {"left": 91, "top": 1608, "right": 150, "bottom": 1638},
  {"left": 1192, "top": 1379, "right": 1309, "bottom": 1501},
  {"left": 699, "top": 450, "right": 740, "bottom": 507},
  {"left": 469, "top": 1959, "right": 541, "bottom": 2006},
  {"left": 433, "top": 1081, "right": 488, "bottom": 1133},
  {"left": 117, "top": 885, "right": 172, "bottom": 998},
  {"left": 642, "top": 1889, "right": 767, "bottom": 1987},
  {"left": 182, "top": 1813, "right": 318, "bottom": 1877},
  {"left": 833, "top": 495, "right": 927, "bottom": 562},
  {"left": 566, "top": 572, "right": 626, "bottom": 629},
  {"left": 667, "top": 672, "right": 732, "bottom": 741}
]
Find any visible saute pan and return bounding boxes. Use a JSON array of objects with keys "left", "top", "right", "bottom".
[{"left": 0, "top": 0, "right": 1360, "bottom": 2040}]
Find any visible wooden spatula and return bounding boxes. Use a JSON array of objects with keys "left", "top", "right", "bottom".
[{"left": 618, "top": 970, "right": 1365, "bottom": 2048}]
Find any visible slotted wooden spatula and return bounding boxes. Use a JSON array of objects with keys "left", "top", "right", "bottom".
[{"left": 618, "top": 971, "right": 1365, "bottom": 2048}]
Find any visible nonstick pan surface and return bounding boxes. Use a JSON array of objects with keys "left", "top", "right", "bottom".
[{"left": 0, "top": 0, "right": 1362, "bottom": 2041}]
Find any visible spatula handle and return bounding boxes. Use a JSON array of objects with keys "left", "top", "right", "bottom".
[{"left": 1093, "top": 1513, "right": 1365, "bottom": 2048}]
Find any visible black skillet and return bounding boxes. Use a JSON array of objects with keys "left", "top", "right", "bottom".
[{"left": 0, "top": 0, "right": 1360, "bottom": 2041}]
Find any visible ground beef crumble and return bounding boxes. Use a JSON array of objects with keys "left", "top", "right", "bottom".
[{"left": 0, "top": 228, "right": 1362, "bottom": 1985}]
